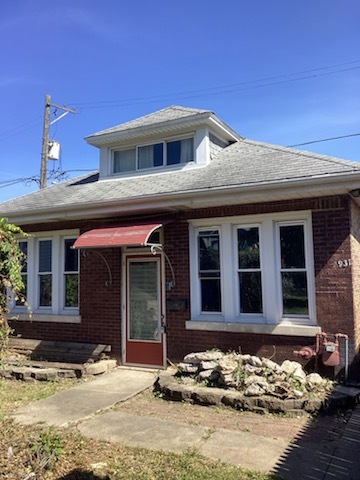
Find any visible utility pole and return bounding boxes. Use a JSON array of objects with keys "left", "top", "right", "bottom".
[{"left": 40, "top": 94, "right": 76, "bottom": 189}]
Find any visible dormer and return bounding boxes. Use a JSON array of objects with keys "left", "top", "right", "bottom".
[{"left": 85, "top": 106, "right": 241, "bottom": 180}]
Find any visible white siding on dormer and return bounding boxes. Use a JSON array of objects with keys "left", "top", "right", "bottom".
[
  {"left": 194, "top": 128, "right": 209, "bottom": 166},
  {"left": 99, "top": 147, "right": 111, "bottom": 179}
]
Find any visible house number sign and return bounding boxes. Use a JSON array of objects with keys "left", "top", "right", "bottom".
[{"left": 337, "top": 259, "right": 351, "bottom": 268}]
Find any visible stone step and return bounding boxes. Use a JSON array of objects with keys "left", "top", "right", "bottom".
[{"left": 0, "top": 359, "right": 118, "bottom": 381}]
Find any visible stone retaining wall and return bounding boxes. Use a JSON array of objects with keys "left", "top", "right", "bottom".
[{"left": 156, "top": 371, "right": 323, "bottom": 415}]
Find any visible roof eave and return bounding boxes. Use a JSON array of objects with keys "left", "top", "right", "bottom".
[
  {"left": 85, "top": 112, "right": 240, "bottom": 148},
  {"left": 6, "top": 171, "right": 360, "bottom": 226}
]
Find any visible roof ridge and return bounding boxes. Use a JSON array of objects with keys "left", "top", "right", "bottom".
[{"left": 86, "top": 105, "right": 212, "bottom": 139}]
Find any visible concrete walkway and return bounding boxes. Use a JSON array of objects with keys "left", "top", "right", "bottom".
[
  {"left": 12, "top": 368, "right": 157, "bottom": 427},
  {"left": 11, "top": 368, "right": 360, "bottom": 478}
]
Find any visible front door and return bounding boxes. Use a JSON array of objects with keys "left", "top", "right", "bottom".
[{"left": 124, "top": 254, "right": 165, "bottom": 367}]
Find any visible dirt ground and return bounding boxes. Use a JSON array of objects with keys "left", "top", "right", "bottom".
[{"left": 115, "top": 387, "right": 310, "bottom": 441}]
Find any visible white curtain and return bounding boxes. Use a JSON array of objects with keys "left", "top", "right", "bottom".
[
  {"left": 114, "top": 149, "right": 136, "bottom": 173},
  {"left": 138, "top": 145, "right": 154, "bottom": 169},
  {"left": 180, "top": 138, "right": 194, "bottom": 163}
]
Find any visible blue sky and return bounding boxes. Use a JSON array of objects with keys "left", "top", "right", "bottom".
[{"left": 0, "top": 0, "right": 359, "bottom": 202}]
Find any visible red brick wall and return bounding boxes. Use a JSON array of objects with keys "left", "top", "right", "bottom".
[
  {"left": 9, "top": 195, "right": 358, "bottom": 370},
  {"left": 164, "top": 195, "right": 357, "bottom": 368},
  {"left": 9, "top": 220, "right": 123, "bottom": 358},
  {"left": 350, "top": 201, "right": 360, "bottom": 367}
]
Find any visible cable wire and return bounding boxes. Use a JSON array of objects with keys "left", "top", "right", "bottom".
[{"left": 68, "top": 61, "right": 360, "bottom": 109}]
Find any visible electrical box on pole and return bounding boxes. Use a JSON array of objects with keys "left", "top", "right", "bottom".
[{"left": 39, "top": 95, "right": 76, "bottom": 189}]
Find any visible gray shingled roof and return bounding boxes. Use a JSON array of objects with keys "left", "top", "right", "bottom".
[
  {"left": 86, "top": 106, "right": 211, "bottom": 138},
  {"left": 1, "top": 138, "right": 360, "bottom": 217}
]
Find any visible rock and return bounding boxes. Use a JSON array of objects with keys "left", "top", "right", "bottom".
[
  {"left": 239, "top": 354, "right": 251, "bottom": 363},
  {"left": 84, "top": 359, "right": 117, "bottom": 376},
  {"left": 281, "top": 360, "right": 303, "bottom": 375},
  {"left": 262, "top": 358, "right": 282, "bottom": 373},
  {"left": 306, "top": 373, "right": 324, "bottom": 390},
  {"left": 245, "top": 375, "right": 268, "bottom": 387},
  {"left": 197, "top": 369, "right": 219, "bottom": 381},
  {"left": 34, "top": 368, "right": 58, "bottom": 381},
  {"left": 221, "top": 390, "right": 242, "bottom": 408},
  {"left": 244, "top": 364, "right": 262, "bottom": 375},
  {"left": 219, "top": 372, "right": 239, "bottom": 388},
  {"left": 247, "top": 356, "right": 263, "bottom": 368},
  {"left": 292, "top": 367, "right": 307, "bottom": 385},
  {"left": 267, "top": 373, "right": 286, "bottom": 383},
  {"left": 183, "top": 353, "right": 201, "bottom": 364},
  {"left": 191, "top": 387, "right": 224, "bottom": 406},
  {"left": 184, "top": 350, "right": 224, "bottom": 362},
  {"left": 217, "top": 357, "right": 240, "bottom": 373},
  {"left": 244, "top": 384, "right": 266, "bottom": 396},
  {"left": 178, "top": 362, "right": 198, "bottom": 374},
  {"left": 199, "top": 360, "right": 218, "bottom": 371},
  {"left": 173, "top": 350, "right": 331, "bottom": 413},
  {"left": 293, "top": 389, "right": 304, "bottom": 398}
]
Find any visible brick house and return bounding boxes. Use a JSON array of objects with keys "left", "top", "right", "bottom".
[{"left": 1, "top": 106, "right": 360, "bottom": 376}]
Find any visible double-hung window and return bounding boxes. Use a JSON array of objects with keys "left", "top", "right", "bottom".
[
  {"left": 189, "top": 212, "right": 316, "bottom": 330},
  {"left": 113, "top": 137, "right": 194, "bottom": 174},
  {"left": 64, "top": 238, "right": 79, "bottom": 308},
  {"left": 237, "top": 226, "right": 263, "bottom": 314},
  {"left": 278, "top": 223, "right": 308, "bottom": 316},
  {"left": 198, "top": 230, "right": 221, "bottom": 313},
  {"left": 10, "top": 230, "right": 79, "bottom": 322},
  {"left": 38, "top": 239, "right": 52, "bottom": 307}
]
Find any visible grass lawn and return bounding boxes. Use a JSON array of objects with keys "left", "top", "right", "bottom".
[{"left": 0, "top": 378, "right": 282, "bottom": 479}]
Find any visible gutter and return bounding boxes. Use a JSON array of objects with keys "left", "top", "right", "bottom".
[{"left": 6, "top": 170, "right": 360, "bottom": 225}]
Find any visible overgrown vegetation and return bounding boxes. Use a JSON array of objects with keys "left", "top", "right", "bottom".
[{"left": 0, "top": 217, "right": 27, "bottom": 353}]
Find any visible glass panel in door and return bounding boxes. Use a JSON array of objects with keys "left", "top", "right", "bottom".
[{"left": 128, "top": 260, "right": 161, "bottom": 342}]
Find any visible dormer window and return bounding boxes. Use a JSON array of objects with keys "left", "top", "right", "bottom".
[{"left": 112, "top": 136, "right": 194, "bottom": 174}]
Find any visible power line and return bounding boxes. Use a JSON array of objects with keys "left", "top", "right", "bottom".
[
  {"left": 2, "top": 60, "right": 359, "bottom": 140},
  {"left": 288, "top": 133, "right": 360, "bottom": 147},
  {"left": 0, "top": 116, "right": 43, "bottom": 142},
  {"left": 0, "top": 169, "right": 95, "bottom": 189},
  {"left": 68, "top": 61, "right": 360, "bottom": 110}
]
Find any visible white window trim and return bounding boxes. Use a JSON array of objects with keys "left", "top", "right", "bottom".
[
  {"left": 234, "top": 223, "right": 264, "bottom": 320},
  {"left": 111, "top": 133, "right": 195, "bottom": 175},
  {"left": 10, "top": 229, "right": 80, "bottom": 323},
  {"left": 275, "top": 220, "right": 316, "bottom": 324},
  {"left": 188, "top": 211, "right": 317, "bottom": 332},
  {"left": 197, "top": 227, "right": 223, "bottom": 318}
]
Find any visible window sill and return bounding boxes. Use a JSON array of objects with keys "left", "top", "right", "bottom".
[
  {"left": 185, "top": 320, "right": 321, "bottom": 337},
  {"left": 7, "top": 313, "right": 81, "bottom": 324}
]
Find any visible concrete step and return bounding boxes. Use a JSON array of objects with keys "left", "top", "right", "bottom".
[{"left": 0, "top": 358, "right": 117, "bottom": 381}]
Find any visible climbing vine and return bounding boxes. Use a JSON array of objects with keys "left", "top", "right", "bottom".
[{"left": 0, "top": 217, "right": 26, "bottom": 353}]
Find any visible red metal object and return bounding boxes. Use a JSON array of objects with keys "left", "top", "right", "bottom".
[
  {"left": 73, "top": 223, "right": 162, "bottom": 249},
  {"left": 295, "top": 332, "right": 348, "bottom": 370},
  {"left": 293, "top": 345, "right": 316, "bottom": 359},
  {"left": 322, "top": 337, "right": 340, "bottom": 366},
  {"left": 316, "top": 333, "right": 344, "bottom": 367}
]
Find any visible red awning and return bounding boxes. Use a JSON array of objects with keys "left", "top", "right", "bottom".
[{"left": 73, "top": 223, "right": 162, "bottom": 249}]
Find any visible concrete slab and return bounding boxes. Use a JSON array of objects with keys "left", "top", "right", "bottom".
[
  {"left": 11, "top": 368, "right": 156, "bottom": 427},
  {"left": 77, "top": 411, "right": 208, "bottom": 453},
  {"left": 198, "top": 428, "right": 289, "bottom": 472}
]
